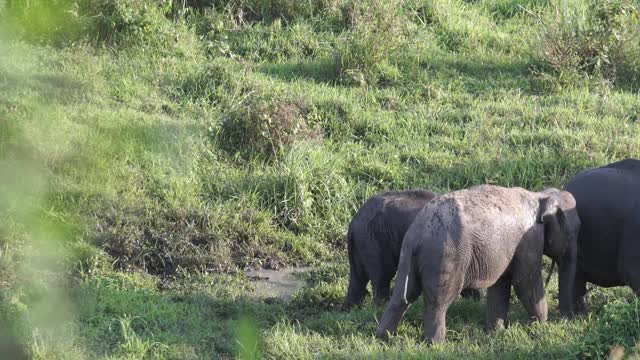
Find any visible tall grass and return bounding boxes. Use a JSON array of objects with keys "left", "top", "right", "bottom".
[{"left": 540, "top": 0, "right": 640, "bottom": 90}]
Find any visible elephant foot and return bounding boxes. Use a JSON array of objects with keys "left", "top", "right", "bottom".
[
  {"left": 424, "top": 328, "right": 447, "bottom": 346},
  {"left": 341, "top": 302, "right": 357, "bottom": 311},
  {"left": 373, "top": 295, "right": 391, "bottom": 307},
  {"left": 375, "top": 328, "right": 394, "bottom": 342},
  {"left": 485, "top": 319, "right": 507, "bottom": 332},
  {"left": 573, "top": 298, "right": 590, "bottom": 315}
]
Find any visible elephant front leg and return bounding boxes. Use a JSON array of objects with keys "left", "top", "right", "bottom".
[
  {"left": 422, "top": 274, "right": 462, "bottom": 344},
  {"left": 486, "top": 274, "right": 512, "bottom": 331}
]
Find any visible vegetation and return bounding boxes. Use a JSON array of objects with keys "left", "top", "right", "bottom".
[{"left": 1, "top": 0, "right": 640, "bottom": 358}]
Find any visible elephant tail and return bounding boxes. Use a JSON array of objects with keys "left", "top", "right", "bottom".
[
  {"left": 396, "top": 246, "right": 413, "bottom": 305},
  {"left": 347, "top": 228, "right": 356, "bottom": 271},
  {"left": 545, "top": 260, "right": 556, "bottom": 287},
  {"left": 347, "top": 228, "right": 366, "bottom": 281}
]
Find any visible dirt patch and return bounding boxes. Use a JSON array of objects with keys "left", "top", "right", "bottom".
[{"left": 246, "top": 267, "right": 310, "bottom": 301}]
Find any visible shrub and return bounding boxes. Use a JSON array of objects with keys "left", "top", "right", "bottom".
[
  {"left": 178, "top": 0, "right": 344, "bottom": 24},
  {"left": 0, "top": 0, "right": 82, "bottom": 45},
  {"left": 541, "top": 0, "right": 640, "bottom": 89},
  {"left": 217, "top": 93, "right": 321, "bottom": 160},
  {"left": 78, "top": 0, "right": 178, "bottom": 47},
  {"left": 334, "top": 0, "right": 409, "bottom": 86},
  {"left": 0, "top": 0, "right": 187, "bottom": 48}
]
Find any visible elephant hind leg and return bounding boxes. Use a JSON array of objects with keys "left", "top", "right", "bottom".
[
  {"left": 345, "top": 267, "right": 369, "bottom": 309},
  {"left": 617, "top": 221, "right": 640, "bottom": 296},
  {"left": 486, "top": 274, "right": 512, "bottom": 331},
  {"left": 372, "top": 253, "right": 398, "bottom": 306},
  {"left": 372, "top": 278, "right": 391, "bottom": 306},
  {"left": 422, "top": 283, "right": 461, "bottom": 344}
]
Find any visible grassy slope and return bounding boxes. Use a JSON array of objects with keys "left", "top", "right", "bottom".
[{"left": 1, "top": 0, "right": 640, "bottom": 358}]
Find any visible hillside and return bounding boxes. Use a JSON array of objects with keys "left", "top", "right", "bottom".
[{"left": 1, "top": 0, "right": 640, "bottom": 358}]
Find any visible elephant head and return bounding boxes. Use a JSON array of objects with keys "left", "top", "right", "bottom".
[{"left": 537, "top": 189, "right": 580, "bottom": 316}]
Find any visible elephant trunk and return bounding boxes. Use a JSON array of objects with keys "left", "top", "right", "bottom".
[{"left": 557, "top": 243, "right": 577, "bottom": 316}]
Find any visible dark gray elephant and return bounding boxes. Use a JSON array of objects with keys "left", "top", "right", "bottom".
[
  {"left": 345, "top": 190, "right": 480, "bottom": 308},
  {"left": 565, "top": 158, "right": 640, "bottom": 313},
  {"left": 376, "top": 185, "right": 580, "bottom": 344}
]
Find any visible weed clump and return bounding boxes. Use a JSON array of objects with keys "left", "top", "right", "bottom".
[
  {"left": 580, "top": 298, "right": 640, "bottom": 359},
  {"left": 1, "top": 0, "right": 188, "bottom": 48},
  {"left": 179, "top": 0, "right": 343, "bottom": 24},
  {"left": 176, "top": 62, "right": 235, "bottom": 105},
  {"left": 334, "top": 0, "right": 409, "bottom": 86},
  {"left": 80, "top": 0, "right": 185, "bottom": 47},
  {"left": 541, "top": 0, "right": 640, "bottom": 89},
  {"left": 218, "top": 94, "right": 321, "bottom": 160},
  {"left": 0, "top": 0, "right": 82, "bottom": 45}
]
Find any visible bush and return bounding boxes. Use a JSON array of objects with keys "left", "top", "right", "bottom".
[
  {"left": 541, "top": 0, "right": 640, "bottom": 89},
  {"left": 334, "top": 0, "right": 409, "bottom": 86},
  {"left": 0, "top": 0, "right": 187, "bottom": 48},
  {"left": 79, "top": 0, "right": 178, "bottom": 46},
  {"left": 217, "top": 93, "right": 321, "bottom": 160},
  {"left": 0, "top": 0, "right": 82, "bottom": 45},
  {"left": 179, "top": 0, "right": 343, "bottom": 24}
]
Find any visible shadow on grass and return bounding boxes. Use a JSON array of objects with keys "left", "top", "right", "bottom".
[
  {"left": 72, "top": 278, "right": 288, "bottom": 358},
  {"left": 0, "top": 70, "right": 92, "bottom": 104},
  {"left": 419, "top": 56, "right": 546, "bottom": 95},
  {"left": 257, "top": 59, "right": 341, "bottom": 85}
]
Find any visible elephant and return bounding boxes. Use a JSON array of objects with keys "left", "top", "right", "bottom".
[
  {"left": 375, "top": 185, "right": 580, "bottom": 344},
  {"left": 565, "top": 158, "right": 640, "bottom": 313},
  {"left": 345, "top": 190, "right": 480, "bottom": 308}
]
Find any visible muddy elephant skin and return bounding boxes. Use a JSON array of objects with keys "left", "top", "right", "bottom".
[
  {"left": 345, "top": 190, "right": 481, "bottom": 308},
  {"left": 376, "top": 185, "right": 580, "bottom": 344}
]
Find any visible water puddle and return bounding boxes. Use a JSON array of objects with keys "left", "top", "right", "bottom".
[{"left": 245, "top": 267, "right": 310, "bottom": 301}]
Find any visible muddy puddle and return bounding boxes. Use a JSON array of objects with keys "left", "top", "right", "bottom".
[{"left": 245, "top": 267, "right": 310, "bottom": 301}]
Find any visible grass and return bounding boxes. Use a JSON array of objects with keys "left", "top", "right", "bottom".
[{"left": 1, "top": 0, "right": 640, "bottom": 358}]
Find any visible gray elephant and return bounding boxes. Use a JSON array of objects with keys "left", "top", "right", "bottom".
[
  {"left": 376, "top": 185, "right": 580, "bottom": 344},
  {"left": 565, "top": 158, "right": 640, "bottom": 313},
  {"left": 345, "top": 190, "right": 480, "bottom": 308}
]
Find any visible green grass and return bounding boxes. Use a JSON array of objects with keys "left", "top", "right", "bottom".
[{"left": 1, "top": 0, "right": 640, "bottom": 358}]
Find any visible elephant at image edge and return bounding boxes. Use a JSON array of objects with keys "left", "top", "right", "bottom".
[
  {"left": 565, "top": 158, "right": 640, "bottom": 313},
  {"left": 345, "top": 190, "right": 480, "bottom": 308},
  {"left": 376, "top": 185, "right": 580, "bottom": 344}
]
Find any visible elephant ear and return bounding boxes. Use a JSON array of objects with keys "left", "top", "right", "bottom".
[{"left": 537, "top": 194, "right": 563, "bottom": 224}]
